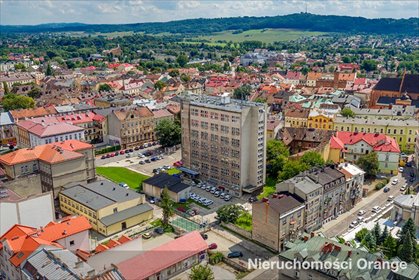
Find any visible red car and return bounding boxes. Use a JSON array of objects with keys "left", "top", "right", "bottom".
[
  {"left": 173, "top": 160, "right": 184, "bottom": 167},
  {"left": 110, "top": 153, "right": 115, "bottom": 157},
  {"left": 119, "top": 150, "right": 125, "bottom": 155},
  {"left": 208, "top": 243, "right": 217, "bottom": 250}
]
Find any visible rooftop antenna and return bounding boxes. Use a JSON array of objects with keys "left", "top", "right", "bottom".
[{"left": 305, "top": 1, "right": 308, "bottom": 13}]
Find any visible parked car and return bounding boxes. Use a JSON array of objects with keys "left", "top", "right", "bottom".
[
  {"left": 142, "top": 232, "right": 152, "bottom": 239},
  {"left": 224, "top": 195, "right": 232, "bottom": 201},
  {"left": 358, "top": 210, "right": 366, "bottom": 216},
  {"left": 391, "top": 178, "right": 399, "bottom": 185},
  {"left": 357, "top": 216, "right": 364, "bottom": 222},
  {"left": 220, "top": 192, "right": 226, "bottom": 199},
  {"left": 248, "top": 197, "right": 257, "bottom": 203},
  {"left": 201, "top": 233, "right": 208, "bottom": 240},
  {"left": 119, "top": 150, "right": 125, "bottom": 155},
  {"left": 410, "top": 172, "right": 415, "bottom": 177},
  {"left": 139, "top": 160, "right": 145, "bottom": 164},
  {"left": 214, "top": 191, "right": 220, "bottom": 197},
  {"left": 150, "top": 156, "right": 157, "bottom": 161},
  {"left": 372, "top": 206, "right": 381, "bottom": 213},
  {"left": 388, "top": 196, "right": 394, "bottom": 201},
  {"left": 349, "top": 220, "right": 358, "bottom": 228},
  {"left": 149, "top": 198, "right": 155, "bottom": 204},
  {"left": 110, "top": 153, "right": 115, "bottom": 157},
  {"left": 383, "top": 187, "right": 390, "bottom": 193},
  {"left": 208, "top": 243, "right": 218, "bottom": 250},
  {"left": 205, "top": 186, "right": 211, "bottom": 192},
  {"left": 154, "top": 227, "right": 164, "bottom": 235},
  {"left": 145, "top": 158, "right": 151, "bottom": 163},
  {"left": 118, "top": 182, "right": 129, "bottom": 189},
  {"left": 101, "top": 155, "right": 106, "bottom": 159},
  {"left": 134, "top": 146, "right": 140, "bottom": 151},
  {"left": 138, "top": 153, "right": 145, "bottom": 158},
  {"left": 399, "top": 167, "right": 404, "bottom": 173},
  {"left": 126, "top": 154, "right": 131, "bottom": 158},
  {"left": 114, "top": 151, "right": 119, "bottom": 156},
  {"left": 144, "top": 143, "right": 149, "bottom": 148},
  {"left": 106, "top": 154, "right": 111, "bottom": 158},
  {"left": 406, "top": 161, "right": 413, "bottom": 167},
  {"left": 227, "top": 251, "right": 243, "bottom": 258},
  {"left": 400, "top": 185, "right": 407, "bottom": 191},
  {"left": 410, "top": 177, "right": 416, "bottom": 182},
  {"left": 128, "top": 149, "right": 134, "bottom": 153}
]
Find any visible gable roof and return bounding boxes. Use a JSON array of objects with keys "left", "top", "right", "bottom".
[
  {"left": 143, "top": 173, "right": 190, "bottom": 193},
  {"left": 401, "top": 74, "right": 419, "bottom": 94},
  {"left": 373, "top": 77, "right": 401, "bottom": 92},
  {"left": 0, "top": 141, "right": 87, "bottom": 165},
  {"left": 17, "top": 120, "right": 83, "bottom": 138},
  {"left": 116, "top": 231, "right": 207, "bottom": 280},
  {"left": 331, "top": 131, "right": 400, "bottom": 153}
]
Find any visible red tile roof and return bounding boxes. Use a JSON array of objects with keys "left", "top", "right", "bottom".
[
  {"left": 285, "top": 71, "right": 302, "bottom": 80},
  {"left": 0, "top": 216, "right": 91, "bottom": 267},
  {"left": 10, "top": 106, "right": 57, "bottom": 121},
  {"left": 0, "top": 140, "right": 89, "bottom": 165},
  {"left": 17, "top": 120, "right": 83, "bottom": 137},
  {"left": 330, "top": 131, "right": 400, "bottom": 153},
  {"left": 117, "top": 231, "right": 207, "bottom": 280}
]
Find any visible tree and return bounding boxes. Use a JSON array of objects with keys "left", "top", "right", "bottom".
[
  {"left": 2, "top": 82, "right": 10, "bottom": 94},
  {"left": 254, "top": 97, "right": 267, "bottom": 103},
  {"left": 176, "top": 54, "right": 189, "bottom": 67},
  {"left": 342, "top": 56, "right": 351, "bottom": 63},
  {"left": 28, "top": 87, "right": 42, "bottom": 99},
  {"left": 383, "top": 235, "right": 398, "bottom": 258},
  {"left": 216, "top": 205, "right": 244, "bottom": 223},
  {"left": 98, "top": 84, "right": 112, "bottom": 92},
  {"left": 356, "top": 152, "right": 379, "bottom": 177},
  {"left": 154, "top": 80, "right": 167, "bottom": 91},
  {"left": 209, "top": 252, "right": 224, "bottom": 264},
  {"left": 400, "top": 218, "right": 416, "bottom": 242},
  {"left": 361, "top": 231, "right": 376, "bottom": 251},
  {"left": 278, "top": 160, "right": 308, "bottom": 182},
  {"left": 14, "top": 63, "right": 26, "bottom": 71},
  {"left": 160, "top": 187, "right": 174, "bottom": 227},
  {"left": 300, "top": 151, "right": 325, "bottom": 168},
  {"left": 223, "top": 62, "right": 231, "bottom": 72},
  {"left": 180, "top": 73, "right": 191, "bottom": 83},
  {"left": 266, "top": 140, "right": 289, "bottom": 177},
  {"left": 1, "top": 94, "right": 35, "bottom": 111},
  {"left": 189, "top": 264, "right": 214, "bottom": 280},
  {"left": 45, "top": 63, "right": 53, "bottom": 76},
  {"left": 380, "top": 225, "right": 389, "bottom": 245},
  {"left": 355, "top": 228, "right": 369, "bottom": 242},
  {"left": 169, "top": 69, "right": 179, "bottom": 77},
  {"left": 373, "top": 222, "right": 381, "bottom": 244},
  {"left": 361, "top": 60, "right": 378, "bottom": 72},
  {"left": 155, "top": 119, "right": 181, "bottom": 147},
  {"left": 233, "top": 85, "right": 252, "bottom": 100},
  {"left": 399, "top": 233, "right": 414, "bottom": 263},
  {"left": 341, "top": 108, "right": 355, "bottom": 118}
]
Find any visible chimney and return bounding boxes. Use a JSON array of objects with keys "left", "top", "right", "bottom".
[{"left": 62, "top": 230, "right": 67, "bottom": 235}]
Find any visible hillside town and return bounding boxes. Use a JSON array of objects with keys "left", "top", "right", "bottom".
[{"left": 0, "top": 10, "right": 419, "bottom": 280}]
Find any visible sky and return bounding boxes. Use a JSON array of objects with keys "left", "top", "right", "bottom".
[{"left": 1, "top": 0, "right": 418, "bottom": 25}]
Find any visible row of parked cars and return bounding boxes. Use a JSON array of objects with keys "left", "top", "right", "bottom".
[
  {"left": 139, "top": 154, "right": 164, "bottom": 164},
  {"left": 189, "top": 192, "right": 214, "bottom": 206},
  {"left": 100, "top": 142, "right": 159, "bottom": 159},
  {"left": 193, "top": 182, "right": 232, "bottom": 201}
]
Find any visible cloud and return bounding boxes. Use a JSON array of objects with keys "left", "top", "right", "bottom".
[{"left": 1, "top": 0, "right": 418, "bottom": 25}]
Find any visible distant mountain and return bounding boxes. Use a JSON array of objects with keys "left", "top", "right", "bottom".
[{"left": 1, "top": 13, "right": 417, "bottom": 35}]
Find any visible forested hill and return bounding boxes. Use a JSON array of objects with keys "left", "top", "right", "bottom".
[{"left": 1, "top": 13, "right": 418, "bottom": 35}]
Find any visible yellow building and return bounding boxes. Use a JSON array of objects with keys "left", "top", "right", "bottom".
[
  {"left": 307, "top": 110, "right": 335, "bottom": 130},
  {"left": 59, "top": 180, "right": 153, "bottom": 236},
  {"left": 334, "top": 116, "right": 419, "bottom": 152},
  {"left": 284, "top": 107, "right": 309, "bottom": 128}
]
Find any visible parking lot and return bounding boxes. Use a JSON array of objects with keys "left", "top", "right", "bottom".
[{"left": 189, "top": 183, "right": 241, "bottom": 212}]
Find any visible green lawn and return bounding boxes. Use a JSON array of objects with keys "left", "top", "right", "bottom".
[
  {"left": 193, "top": 28, "right": 327, "bottom": 44},
  {"left": 235, "top": 212, "right": 252, "bottom": 232},
  {"left": 96, "top": 167, "right": 149, "bottom": 191}
]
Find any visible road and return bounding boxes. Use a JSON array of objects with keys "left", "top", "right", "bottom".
[{"left": 321, "top": 167, "right": 417, "bottom": 237}]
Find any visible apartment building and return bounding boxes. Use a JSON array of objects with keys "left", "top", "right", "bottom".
[
  {"left": 329, "top": 131, "right": 401, "bottom": 174},
  {"left": 59, "top": 180, "right": 153, "bottom": 236},
  {"left": 334, "top": 116, "right": 418, "bottom": 151},
  {"left": 0, "top": 112, "right": 15, "bottom": 145},
  {"left": 277, "top": 166, "right": 347, "bottom": 231},
  {"left": 337, "top": 163, "right": 365, "bottom": 211},
  {"left": 391, "top": 193, "right": 419, "bottom": 226},
  {"left": 0, "top": 140, "right": 95, "bottom": 195},
  {"left": 252, "top": 193, "right": 305, "bottom": 252},
  {"left": 0, "top": 73, "right": 36, "bottom": 90},
  {"left": 107, "top": 107, "right": 155, "bottom": 149},
  {"left": 284, "top": 107, "right": 309, "bottom": 128},
  {"left": 307, "top": 109, "right": 335, "bottom": 130},
  {"left": 181, "top": 94, "right": 267, "bottom": 197},
  {"left": 16, "top": 119, "right": 85, "bottom": 148}
]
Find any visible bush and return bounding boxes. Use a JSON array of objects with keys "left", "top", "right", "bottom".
[
  {"left": 209, "top": 251, "right": 224, "bottom": 265},
  {"left": 95, "top": 145, "right": 121, "bottom": 155},
  {"left": 375, "top": 182, "right": 386, "bottom": 190}
]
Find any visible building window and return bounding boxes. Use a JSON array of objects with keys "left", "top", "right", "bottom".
[{"left": 70, "top": 240, "right": 75, "bottom": 246}]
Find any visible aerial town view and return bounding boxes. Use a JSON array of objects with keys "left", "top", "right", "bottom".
[{"left": 0, "top": 0, "right": 418, "bottom": 279}]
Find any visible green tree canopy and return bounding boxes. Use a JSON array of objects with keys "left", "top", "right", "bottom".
[
  {"left": 356, "top": 152, "right": 379, "bottom": 177},
  {"left": 399, "top": 233, "right": 414, "bottom": 263},
  {"left": 361, "top": 231, "right": 377, "bottom": 252},
  {"left": 154, "top": 80, "right": 167, "bottom": 91},
  {"left": 278, "top": 160, "right": 308, "bottom": 182},
  {"left": 300, "top": 151, "right": 325, "bottom": 168},
  {"left": 169, "top": 69, "right": 179, "bottom": 77},
  {"left": 266, "top": 140, "right": 290, "bottom": 177},
  {"left": 373, "top": 222, "right": 381, "bottom": 245},
  {"left": 380, "top": 225, "right": 389, "bottom": 245},
  {"left": 27, "top": 87, "right": 42, "bottom": 99},
  {"left": 160, "top": 187, "right": 174, "bottom": 227},
  {"left": 341, "top": 107, "right": 355, "bottom": 118},
  {"left": 155, "top": 119, "right": 181, "bottom": 147},
  {"left": 383, "top": 235, "right": 397, "bottom": 258},
  {"left": 176, "top": 54, "right": 189, "bottom": 67},
  {"left": 45, "top": 63, "right": 53, "bottom": 76},
  {"left": 1, "top": 94, "right": 35, "bottom": 111},
  {"left": 98, "top": 83, "right": 112, "bottom": 92},
  {"left": 355, "top": 228, "right": 369, "bottom": 242},
  {"left": 189, "top": 264, "right": 214, "bottom": 280},
  {"left": 216, "top": 205, "right": 244, "bottom": 223},
  {"left": 233, "top": 85, "right": 252, "bottom": 100},
  {"left": 361, "top": 60, "right": 378, "bottom": 72}
]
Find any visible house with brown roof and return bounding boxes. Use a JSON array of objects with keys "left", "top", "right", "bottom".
[
  {"left": 284, "top": 106, "right": 310, "bottom": 128},
  {"left": 0, "top": 140, "right": 95, "bottom": 195},
  {"left": 252, "top": 193, "right": 305, "bottom": 252},
  {"left": 9, "top": 106, "right": 57, "bottom": 122},
  {"left": 107, "top": 107, "right": 155, "bottom": 148},
  {"left": 306, "top": 72, "right": 323, "bottom": 87}
]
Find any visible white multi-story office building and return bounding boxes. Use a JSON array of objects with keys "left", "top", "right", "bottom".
[{"left": 181, "top": 94, "right": 267, "bottom": 197}]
